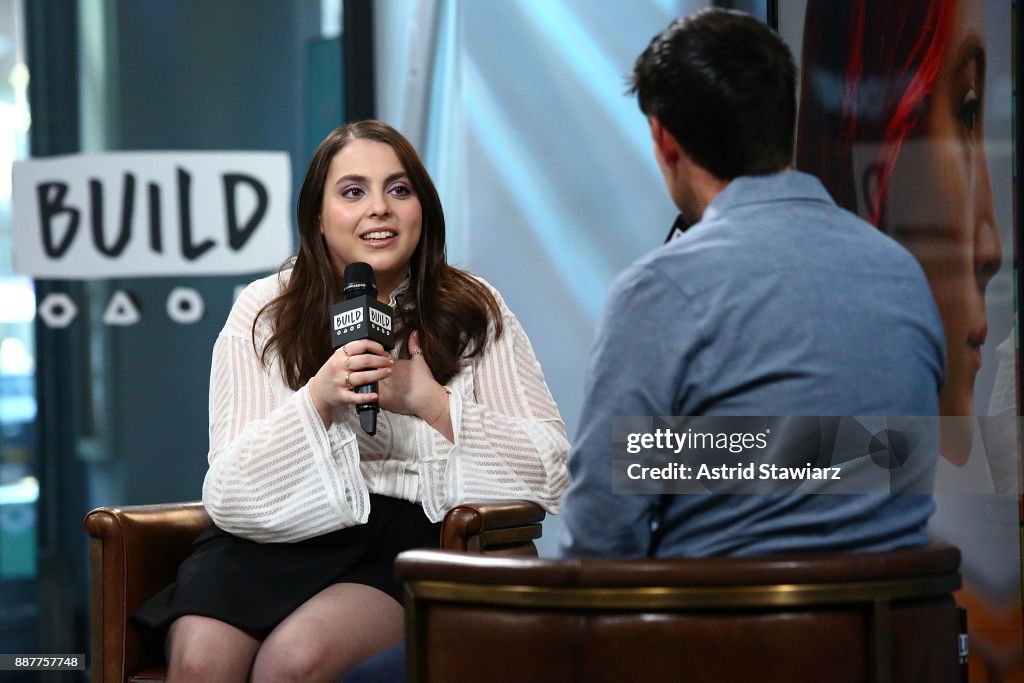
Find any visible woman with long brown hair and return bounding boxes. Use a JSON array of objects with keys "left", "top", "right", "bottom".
[{"left": 134, "top": 120, "right": 570, "bottom": 682}]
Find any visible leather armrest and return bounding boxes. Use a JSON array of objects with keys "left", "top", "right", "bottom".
[
  {"left": 84, "top": 502, "right": 211, "bottom": 683},
  {"left": 440, "top": 500, "right": 545, "bottom": 556}
]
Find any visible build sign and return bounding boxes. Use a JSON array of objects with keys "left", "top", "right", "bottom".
[{"left": 12, "top": 151, "right": 292, "bottom": 279}]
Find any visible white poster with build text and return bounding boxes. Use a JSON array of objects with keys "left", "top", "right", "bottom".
[{"left": 11, "top": 151, "right": 292, "bottom": 279}]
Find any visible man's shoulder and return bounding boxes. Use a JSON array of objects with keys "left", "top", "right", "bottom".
[
  {"left": 612, "top": 245, "right": 697, "bottom": 300},
  {"left": 706, "top": 173, "right": 928, "bottom": 278}
]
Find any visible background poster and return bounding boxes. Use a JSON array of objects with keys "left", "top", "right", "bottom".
[
  {"left": 12, "top": 151, "right": 292, "bottom": 279},
  {"left": 779, "top": 1, "right": 1021, "bottom": 679}
]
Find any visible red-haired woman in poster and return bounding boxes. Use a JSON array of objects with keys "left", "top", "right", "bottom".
[
  {"left": 797, "top": 2, "right": 1020, "bottom": 680},
  {"left": 796, "top": 0, "right": 1001, "bottom": 467}
]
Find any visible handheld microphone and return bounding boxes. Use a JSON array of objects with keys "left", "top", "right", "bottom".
[{"left": 330, "top": 262, "right": 395, "bottom": 435}]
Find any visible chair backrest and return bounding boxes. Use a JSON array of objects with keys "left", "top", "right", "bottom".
[{"left": 396, "top": 544, "right": 963, "bottom": 683}]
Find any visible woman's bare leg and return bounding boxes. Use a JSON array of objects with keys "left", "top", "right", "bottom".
[
  {"left": 250, "top": 583, "right": 404, "bottom": 683},
  {"left": 165, "top": 614, "right": 261, "bottom": 683}
]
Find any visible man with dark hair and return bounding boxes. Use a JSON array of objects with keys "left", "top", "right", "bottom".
[
  {"left": 631, "top": 10, "right": 796, "bottom": 184},
  {"left": 558, "top": 9, "right": 945, "bottom": 558}
]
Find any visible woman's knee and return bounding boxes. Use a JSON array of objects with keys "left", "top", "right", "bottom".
[
  {"left": 251, "top": 583, "right": 404, "bottom": 683},
  {"left": 250, "top": 636, "right": 337, "bottom": 683},
  {"left": 166, "top": 615, "right": 259, "bottom": 683}
]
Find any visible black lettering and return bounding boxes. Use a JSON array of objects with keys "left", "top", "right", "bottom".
[
  {"left": 89, "top": 175, "right": 134, "bottom": 257},
  {"left": 223, "top": 173, "right": 268, "bottom": 250},
  {"left": 148, "top": 182, "right": 162, "bottom": 253},
  {"left": 37, "top": 182, "right": 79, "bottom": 258},
  {"left": 177, "top": 168, "right": 215, "bottom": 260}
]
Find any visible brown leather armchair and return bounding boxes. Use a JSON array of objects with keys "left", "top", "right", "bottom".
[
  {"left": 84, "top": 499, "right": 544, "bottom": 683},
  {"left": 397, "top": 543, "right": 964, "bottom": 683}
]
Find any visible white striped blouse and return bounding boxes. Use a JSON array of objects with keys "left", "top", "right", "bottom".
[{"left": 202, "top": 270, "right": 571, "bottom": 543}]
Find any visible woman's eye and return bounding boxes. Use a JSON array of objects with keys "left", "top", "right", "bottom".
[
  {"left": 389, "top": 184, "right": 412, "bottom": 198},
  {"left": 959, "top": 89, "right": 980, "bottom": 138},
  {"left": 341, "top": 186, "right": 364, "bottom": 199}
]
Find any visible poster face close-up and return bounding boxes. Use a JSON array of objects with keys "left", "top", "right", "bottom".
[{"left": 777, "top": 0, "right": 1020, "bottom": 679}]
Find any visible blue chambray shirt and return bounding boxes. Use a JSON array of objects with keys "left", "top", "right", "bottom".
[{"left": 558, "top": 170, "right": 944, "bottom": 558}]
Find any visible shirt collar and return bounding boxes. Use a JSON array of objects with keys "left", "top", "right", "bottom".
[
  {"left": 389, "top": 275, "right": 411, "bottom": 306},
  {"left": 701, "top": 170, "right": 836, "bottom": 224}
]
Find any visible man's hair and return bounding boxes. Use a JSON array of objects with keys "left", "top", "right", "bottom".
[{"left": 629, "top": 8, "right": 796, "bottom": 180}]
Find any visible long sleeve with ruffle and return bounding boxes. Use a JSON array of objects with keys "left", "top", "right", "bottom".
[{"left": 202, "top": 272, "right": 570, "bottom": 543}]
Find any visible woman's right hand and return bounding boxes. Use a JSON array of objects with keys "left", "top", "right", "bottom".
[{"left": 308, "top": 340, "right": 394, "bottom": 426}]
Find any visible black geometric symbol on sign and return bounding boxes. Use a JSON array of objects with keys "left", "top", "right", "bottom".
[{"left": 868, "top": 429, "right": 910, "bottom": 470}]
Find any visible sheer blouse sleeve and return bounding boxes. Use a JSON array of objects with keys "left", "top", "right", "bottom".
[{"left": 415, "top": 286, "right": 571, "bottom": 522}]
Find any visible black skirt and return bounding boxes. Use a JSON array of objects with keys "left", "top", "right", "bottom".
[{"left": 132, "top": 494, "right": 442, "bottom": 639}]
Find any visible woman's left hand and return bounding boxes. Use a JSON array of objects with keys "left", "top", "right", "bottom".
[{"left": 379, "top": 331, "right": 452, "bottom": 437}]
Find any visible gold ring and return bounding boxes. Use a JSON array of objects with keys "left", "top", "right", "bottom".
[
  {"left": 342, "top": 344, "right": 349, "bottom": 357},
  {"left": 345, "top": 372, "right": 352, "bottom": 389},
  {"left": 344, "top": 356, "right": 350, "bottom": 369}
]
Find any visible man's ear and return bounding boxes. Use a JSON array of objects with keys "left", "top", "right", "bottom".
[
  {"left": 649, "top": 116, "right": 681, "bottom": 168},
  {"left": 860, "top": 160, "right": 886, "bottom": 230}
]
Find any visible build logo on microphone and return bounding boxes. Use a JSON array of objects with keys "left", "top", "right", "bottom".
[
  {"left": 369, "top": 307, "right": 392, "bottom": 335},
  {"left": 330, "top": 299, "right": 393, "bottom": 350},
  {"left": 334, "top": 309, "right": 363, "bottom": 333}
]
